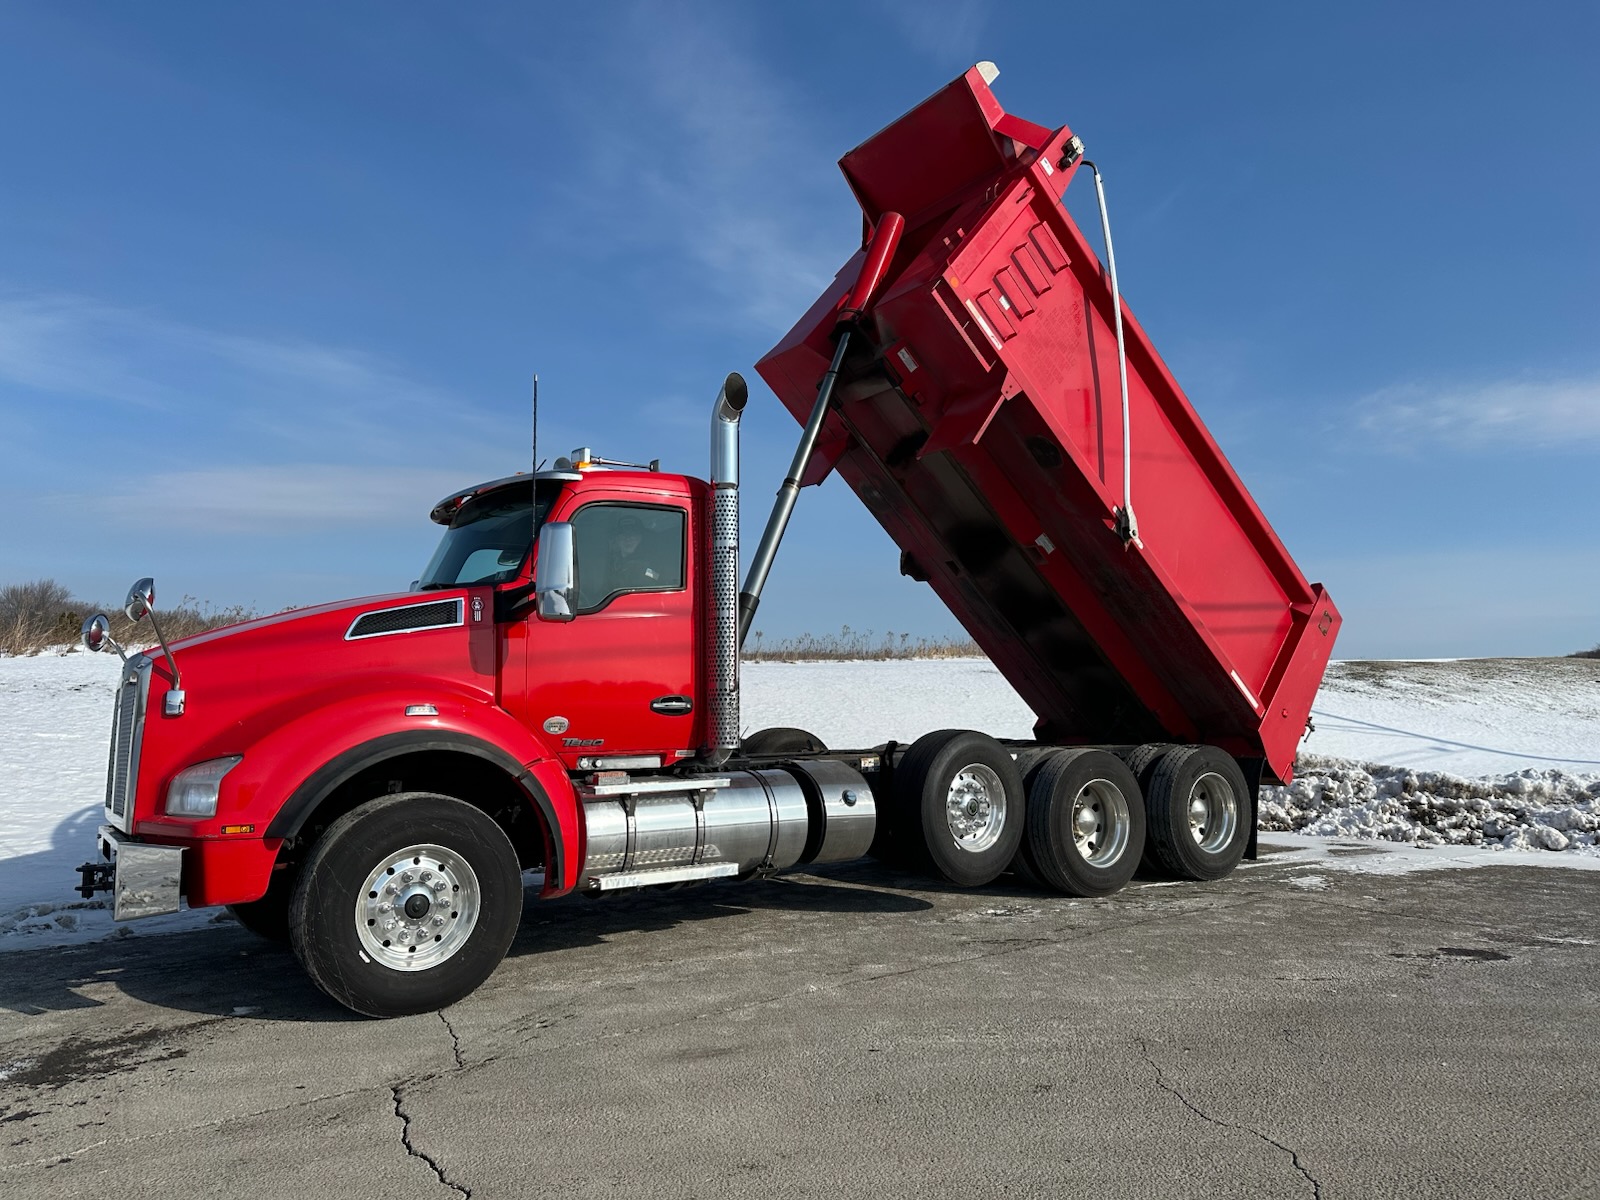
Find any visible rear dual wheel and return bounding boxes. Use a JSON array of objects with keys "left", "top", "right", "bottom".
[
  {"left": 1143, "top": 746, "right": 1251, "bottom": 881},
  {"left": 1019, "top": 750, "right": 1146, "bottom": 897}
]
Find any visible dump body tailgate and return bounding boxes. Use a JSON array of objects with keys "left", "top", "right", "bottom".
[{"left": 756, "top": 66, "right": 1339, "bottom": 783}]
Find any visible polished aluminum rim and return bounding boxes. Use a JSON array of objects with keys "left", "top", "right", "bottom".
[
  {"left": 1187, "top": 772, "right": 1238, "bottom": 853},
  {"left": 945, "top": 763, "right": 1006, "bottom": 853},
  {"left": 1069, "top": 778, "right": 1131, "bottom": 866},
  {"left": 356, "top": 843, "right": 479, "bottom": 971}
]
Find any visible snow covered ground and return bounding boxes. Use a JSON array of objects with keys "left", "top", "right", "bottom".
[{"left": 2, "top": 651, "right": 1597, "bottom": 951}]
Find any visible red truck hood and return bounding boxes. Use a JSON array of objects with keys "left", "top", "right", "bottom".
[{"left": 130, "top": 589, "right": 501, "bottom": 794}]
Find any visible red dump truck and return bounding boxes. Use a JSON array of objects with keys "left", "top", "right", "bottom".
[{"left": 76, "top": 64, "right": 1340, "bottom": 1017}]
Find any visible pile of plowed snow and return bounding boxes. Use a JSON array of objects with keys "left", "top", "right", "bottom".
[
  {"left": 1261, "top": 755, "right": 1599, "bottom": 852},
  {"left": 1256, "top": 657, "right": 1600, "bottom": 856}
]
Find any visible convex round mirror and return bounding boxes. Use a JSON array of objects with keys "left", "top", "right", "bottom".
[
  {"left": 124, "top": 577, "right": 155, "bottom": 623},
  {"left": 81, "top": 613, "right": 112, "bottom": 653}
]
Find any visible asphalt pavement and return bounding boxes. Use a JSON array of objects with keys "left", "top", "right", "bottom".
[{"left": 2, "top": 841, "right": 1597, "bottom": 1200}]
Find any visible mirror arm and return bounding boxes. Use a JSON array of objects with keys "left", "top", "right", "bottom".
[
  {"left": 143, "top": 605, "right": 182, "bottom": 691},
  {"left": 494, "top": 582, "right": 540, "bottom": 622}
]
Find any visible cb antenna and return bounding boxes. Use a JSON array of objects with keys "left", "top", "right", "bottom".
[{"left": 531, "top": 374, "right": 539, "bottom": 476}]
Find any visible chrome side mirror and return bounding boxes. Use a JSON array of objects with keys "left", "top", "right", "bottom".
[
  {"left": 533, "top": 522, "right": 576, "bottom": 622},
  {"left": 124, "top": 577, "right": 155, "bottom": 623},
  {"left": 81, "top": 613, "right": 126, "bottom": 661}
]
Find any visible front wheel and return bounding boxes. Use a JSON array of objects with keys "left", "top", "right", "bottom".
[
  {"left": 894, "top": 730, "right": 1025, "bottom": 888},
  {"left": 289, "top": 792, "right": 523, "bottom": 1017}
]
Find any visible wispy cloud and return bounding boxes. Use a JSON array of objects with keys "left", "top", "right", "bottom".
[
  {"left": 867, "top": 0, "right": 990, "bottom": 66},
  {"left": 0, "top": 291, "right": 504, "bottom": 463},
  {"left": 1314, "top": 545, "right": 1600, "bottom": 658},
  {"left": 72, "top": 464, "right": 475, "bottom": 534},
  {"left": 1355, "top": 374, "right": 1600, "bottom": 450},
  {"left": 545, "top": 6, "right": 844, "bottom": 333}
]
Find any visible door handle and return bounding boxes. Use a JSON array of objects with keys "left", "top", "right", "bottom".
[{"left": 651, "top": 695, "right": 694, "bottom": 716}]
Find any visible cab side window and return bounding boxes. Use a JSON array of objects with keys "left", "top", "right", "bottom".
[{"left": 571, "top": 504, "right": 686, "bottom": 613}]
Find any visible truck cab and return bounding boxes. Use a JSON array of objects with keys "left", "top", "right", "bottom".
[{"left": 423, "top": 464, "right": 711, "bottom": 771}]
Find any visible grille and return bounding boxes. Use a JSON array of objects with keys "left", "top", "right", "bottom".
[
  {"left": 104, "top": 658, "right": 150, "bottom": 831},
  {"left": 346, "top": 599, "right": 463, "bottom": 640}
]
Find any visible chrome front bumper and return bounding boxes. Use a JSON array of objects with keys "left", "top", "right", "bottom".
[{"left": 95, "top": 825, "right": 184, "bottom": 920}]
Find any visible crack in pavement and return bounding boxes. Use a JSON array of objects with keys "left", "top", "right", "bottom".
[
  {"left": 1135, "top": 1036, "right": 1323, "bottom": 1200},
  {"left": 3, "top": 1005, "right": 474, "bottom": 1173},
  {"left": 438, "top": 1010, "right": 465, "bottom": 1070},
  {"left": 386, "top": 1008, "right": 471, "bottom": 1195},
  {"left": 391, "top": 1084, "right": 471, "bottom": 1198}
]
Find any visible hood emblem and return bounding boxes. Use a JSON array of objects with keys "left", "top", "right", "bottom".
[
  {"left": 471, "top": 596, "right": 484, "bottom": 622},
  {"left": 543, "top": 716, "right": 570, "bottom": 735}
]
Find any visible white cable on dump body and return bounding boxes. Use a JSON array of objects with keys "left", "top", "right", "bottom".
[{"left": 1085, "top": 161, "right": 1137, "bottom": 546}]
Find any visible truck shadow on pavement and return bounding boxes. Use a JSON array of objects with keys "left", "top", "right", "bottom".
[{"left": 0, "top": 875, "right": 931, "bottom": 1022}]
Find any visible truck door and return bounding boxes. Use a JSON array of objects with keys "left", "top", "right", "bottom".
[{"left": 520, "top": 497, "right": 701, "bottom": 768}]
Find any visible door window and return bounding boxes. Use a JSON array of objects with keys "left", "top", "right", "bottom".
[{"left": 570, "top": 504, "right": 686, "bottom": 613}]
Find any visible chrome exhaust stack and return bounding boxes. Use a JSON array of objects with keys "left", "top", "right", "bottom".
[{"left": 704, "top": 372, "right": 748, "bottom": 768}]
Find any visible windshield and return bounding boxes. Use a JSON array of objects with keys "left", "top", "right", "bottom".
[{"left": 418, "top": 480, "right": 560, "bottom": 589}]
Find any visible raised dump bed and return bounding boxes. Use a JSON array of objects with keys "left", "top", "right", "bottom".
[{"left": 757, "top": 65, "right": 1340, "bottom": 783}]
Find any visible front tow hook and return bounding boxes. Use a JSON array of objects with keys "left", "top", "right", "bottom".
[{"left": 76, "top": 860, "right": 114, "bottom": 899}]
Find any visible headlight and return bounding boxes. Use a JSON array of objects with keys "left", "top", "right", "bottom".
[{"left": 165, "top": 756, "right": 243, "bottom": 818}]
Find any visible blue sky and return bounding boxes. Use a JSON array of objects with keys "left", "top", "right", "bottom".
[{"left": 1, "top": 2, "right": 1596, "bottom": 658}]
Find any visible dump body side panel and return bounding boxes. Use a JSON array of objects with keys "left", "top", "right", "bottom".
[{"left": 757, "top": 67, "right": 1340, "bottom": 782}]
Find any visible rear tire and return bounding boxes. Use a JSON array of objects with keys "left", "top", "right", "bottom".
[
  {"left": 289, "top": 792, "right": 523, "bottom": 1017},
  {"left": 1120, "top": 743, "right": 1174, "bottom": 790},
  {"left": 1119, "top": 743, "right": 1175, "bottom": 873},
  {"left": 1008, "top": 748, "right": 1058, "bottom": 888},
  {"left": 894, "top": 730, "right": 1025, "bottom": 888},
  {"left": 1144, "top": 746, "right": 1251, "bottom": 881},
  {"left": 1023, "top": 750, "right": 1145, "bottom": 897}
]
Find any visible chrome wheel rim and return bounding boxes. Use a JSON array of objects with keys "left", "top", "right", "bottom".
[
  {"left": 356, "top": 843, "right": 480, "bottom": 971},
  {"left": 1187, "top": 772, "right": 1238, "bottom": 854},
  {"left": 945, "top": 763, "right": 1006, "bottom": 853},
  {"left": 1069, "top": 778, "right": 1131, "bottom": 867}
]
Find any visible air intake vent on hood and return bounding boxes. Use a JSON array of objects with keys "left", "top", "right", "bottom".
[{"left": 346, "top": 599, "right": 464, "bottom": 640}]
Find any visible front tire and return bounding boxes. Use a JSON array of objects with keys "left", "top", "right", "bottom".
[
  {"left": 289, "top": 792, "right": 523, "bottom": 1017},
  {"left": 894, "top": 730, "right": 1025, "bottom": 887},
  {"left": 226, "top": 862, "right": 297, "bottom": 943}
]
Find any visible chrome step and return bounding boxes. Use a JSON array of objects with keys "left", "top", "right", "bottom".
[
  {"left": 586, "top": 861, "right": 741, "bottom": 893},
  {"left": 579, "top": 775, "right": 733, "bottom": 798}
]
